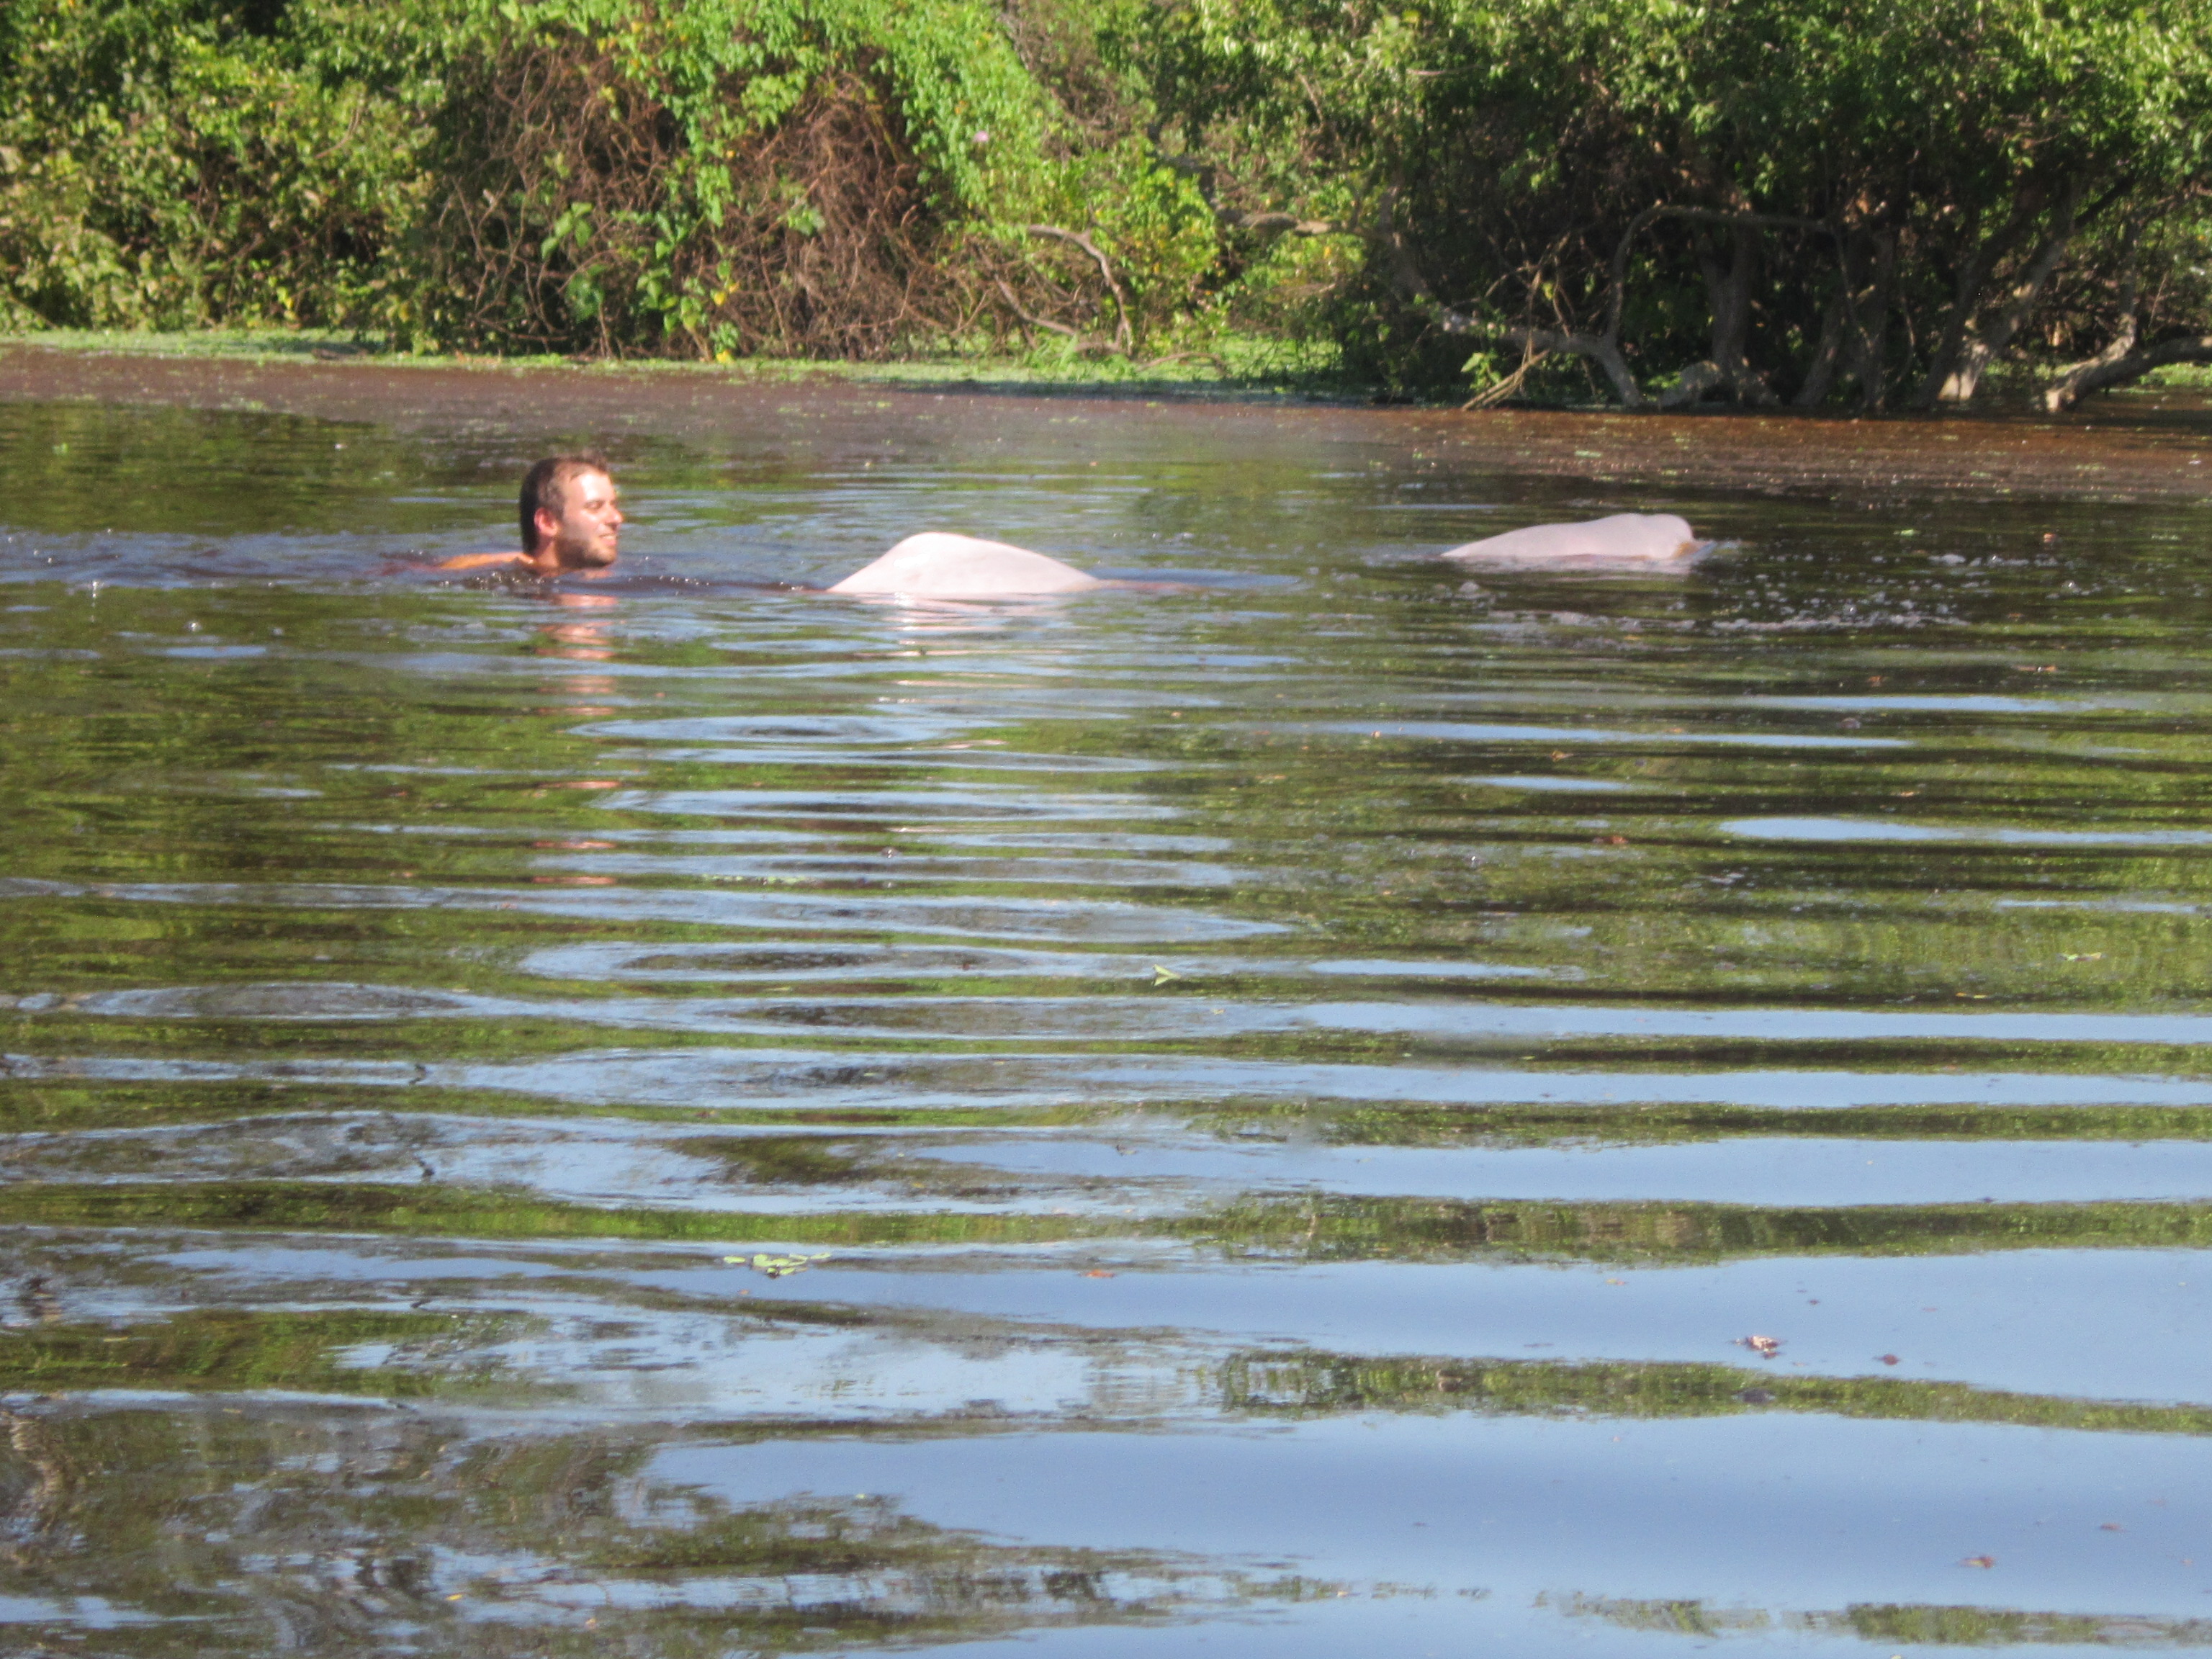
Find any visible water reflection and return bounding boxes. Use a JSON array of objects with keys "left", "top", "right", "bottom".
[{"left": 4, "top": 372, "right": 2212, "bottom": 1652}]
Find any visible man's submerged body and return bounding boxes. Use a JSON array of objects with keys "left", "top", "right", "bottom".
[{"left": 439, "top": 454, "right": 624, "bottom": 575}]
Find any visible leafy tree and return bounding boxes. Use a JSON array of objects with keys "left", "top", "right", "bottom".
[
  {"left": 0, "top": 0, "right": 1090, "bottom": 354},
  {"left": 8, "top": 0, "right": 2211, "bottom": 397},
  {"left": 1130, "top": 0, "right": 2212, "bottom": 404},
  {"left": 405, "top": 0, "right": 1061, "bottom": 354},
  {"left": 0, "top": 0, "right": 426, "bottom": 328}
]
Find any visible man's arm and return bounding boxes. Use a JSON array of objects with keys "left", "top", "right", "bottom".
[{"left": 436, "top": 551, "right": 529, "bottom": 570}]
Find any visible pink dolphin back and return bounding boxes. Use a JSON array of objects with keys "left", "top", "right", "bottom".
[
  {"left": 1442, "top": 513, "right": 1702, "bottom": 565},
  {"left": 828, "top": 533, "right": 1103, "bottom": 597}
]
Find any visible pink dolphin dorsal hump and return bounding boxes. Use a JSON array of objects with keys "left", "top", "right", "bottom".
[
  {"left": 1443, "top": 513, "right": 1701, "bottom": 564},
  {"left": 829, "top": 533, "right": 1103, "bottom": 597}
]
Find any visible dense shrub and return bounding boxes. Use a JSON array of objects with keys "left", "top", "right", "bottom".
[
  {"left": 405, "top": 0, "right": 1063, "bottom": 354},
  {"left": 1128, "top": 0, "right": 2212, "bottom": 404},
  {"left": 0, "top": 0, "right": 1135, "bottom": 355},
  {"left": 5, "top": 0, "right": 2209, "bottom": 402},
  {"left": 0, "top": 0, "right": 428, "bottom": 328}
]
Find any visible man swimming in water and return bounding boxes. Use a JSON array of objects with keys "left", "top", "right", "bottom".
[{"left": 439, "top": 454, "right": 623, "bottom": 574}]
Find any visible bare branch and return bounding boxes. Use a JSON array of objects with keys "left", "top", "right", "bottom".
[
  {"left": 1913, "top": 193, "right": 2046, "bottom": 405},
  {"left": 1499, "top": 204, "right": 1841, "bottom": 407},
  {"left": 1461, "top": 342, "right": 1551, "bottom": 409},
  {"left": 1377, "top": 184, "right": 1475, "bottom": 333},
  {"left": 994, "top": 278, "right": 1082, "bottom": 340},
  {"left": 1024, "top": 224, "right": 1132, "bottom": 354},
  {"left": 1221, "top": 211, "right": 1344, "bottom": 238}
]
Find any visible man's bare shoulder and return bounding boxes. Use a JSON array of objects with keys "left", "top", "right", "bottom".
[{"left": 436, "top": 551, "right": 531, "bottom": 571}]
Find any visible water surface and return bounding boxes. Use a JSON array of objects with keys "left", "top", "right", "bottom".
[{"left": 4, "top": 355, "right": 2212, "bottom": 1655}]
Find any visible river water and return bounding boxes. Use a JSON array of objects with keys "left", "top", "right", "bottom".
[{"left": 4, "top": 349, "right": 2212, "bottom": 1655}]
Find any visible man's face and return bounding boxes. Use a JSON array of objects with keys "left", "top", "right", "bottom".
[{"left": 536, "top": 469, "right": 623, "bottom": 569}]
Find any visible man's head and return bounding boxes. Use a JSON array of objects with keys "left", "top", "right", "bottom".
[{"left": 520, "top": 454, "right": 623, "bottom": 570}]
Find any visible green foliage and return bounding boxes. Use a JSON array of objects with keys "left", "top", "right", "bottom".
[
  {"left": 0, "top": 0, "right": 1064, "bottom": 353},
  {"left": 1033, "top": 139, "right": 1220, "bottom": 345},
  {"left": 1132, "top": 0, "right": 2212, "bottom": 400},
  {"left": 404, "top": 0, "right": 1061, "bottom": 353},
  {"left": 4, "top": 0, "right": 2210, "bottom": 392},
  {"left": 2, "top": 1179, "right": 2208, "bottom": 1265},
  {"left": 0, "top": 0, "right": 430, "bottom": 328},
  {"left": 1218, "top": 1346, "right": 2212, "bottom": 1437}
]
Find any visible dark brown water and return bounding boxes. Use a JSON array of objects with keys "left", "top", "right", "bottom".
[{"left": 5, "top": 350, "right": 2212, "bottom": 1655}]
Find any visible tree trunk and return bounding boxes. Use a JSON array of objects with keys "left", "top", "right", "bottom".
[
  {"left": 1912, "top": 195, "right": 2043, "bottom": 409},
  {"left": 1924, "top": 179, "right": 2085, "bottom": 405},
  {"left": 1698, "top": 227, "right": 1772, "bottom": 404},
  {"left": 2037, "top": 218, "right": 2154, "bottom": 410},
  {"left": 1794, "top": 284, "right": 1848, "bottom": 408},
  {"left": 2042, "top": 331, "right": 2212, "bottom": 410},
  {"left": 1657, "top": 360, "right": 1727, "bottom": 408},
  {"left": 1841, "top": 230, "right": 1897, "bottom": 410},
  {"left": 1492, "top": 206, "right": 1830, "bottom": 413},
  {"left": 1377, "top": 184, "right": 1475, "bottom": 335}
]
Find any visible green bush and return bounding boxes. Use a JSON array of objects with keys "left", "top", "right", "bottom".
[
  {"left": 404, "top": 0, "right": 1063, "bottom": 354},
  {"left": 1130, "top": 0, "right": 2212, "bottom": 403},
  {"left": 1020, "top": 138, "right": 1220, "bottom": 349},
  {"left": 9, "top": 0, "right": 2206, "bottom": 397},
  {"left": 0, "top": 0, "right": 1077, "bottom": 354},
  {"left": 0, "top": 0, "right": 427, "bottom": 328}
]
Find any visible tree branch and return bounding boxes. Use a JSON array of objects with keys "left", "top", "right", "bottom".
[
  {"left": 2041, "top": 330, "right": 2212, "bottom": 411},
  {"left": 1374, "top": 184, "right": 1477, "bottom": 334},
  {"left": 1462, "top": 341, "right": 1551, "bottom": 409},
  {"left": 1604, "top": 206, "right": 1835, "bottom": 344},
  {"left": 1913, "top": 194, "right": 2045, "bottom": 407},
  {"left": 1501, "top": 325, "right": 1648, "bottom": 409},
  {"left": 994, "top": 277, "right": 1083, "bottom": 341},
  {"left": 1919, "top": 178, "right": 2089, "bottom": 405},
  {"left": 1220, "top": 210, "right": 1344, "bottom": 238},
  {"left": 1548, "top": 205, "right": 1840, "bottom": 408},
  {"left": 1023, "top": 224, "right": 1132, "bottom": 354}
]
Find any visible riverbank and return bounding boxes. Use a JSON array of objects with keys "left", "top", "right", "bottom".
[
  {"left": 7, "top": 331, "right": 2212, "bottom": 508},
  {"left": 0, "top": 328, "right": 1352, "bottom": 400}
]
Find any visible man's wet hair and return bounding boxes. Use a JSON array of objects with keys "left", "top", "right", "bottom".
[{"left": 520, "top": 453, "right": 613, "bottom": 552}]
